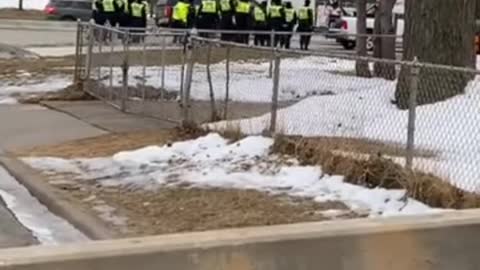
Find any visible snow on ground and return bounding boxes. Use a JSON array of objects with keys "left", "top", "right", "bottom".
[
  {"left": 0, "top": 74, "right": 70, "bottom": 104},
  {"left": 201, "top": 57, "right": 480, "bottom": 191},
  {"left": 0, "top": 166, "right": 88, "bottom": 245},
  {"left": 0, "top": 0, "right": 48, "bottom": 9},
  {"left": 97, "top": 56, "right": 357, "bottom": 102},
  {"left": 23, "top": 133, "right": 438, "bottom": 217}
]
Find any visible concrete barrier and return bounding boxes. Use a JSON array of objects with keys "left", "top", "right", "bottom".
[{"left": 2, "top": 209, "right": 480, "bottom": 270}]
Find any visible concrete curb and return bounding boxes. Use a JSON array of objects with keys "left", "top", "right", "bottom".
[{"left": 0, "top": 153, "right": 114, "bottom": 241}]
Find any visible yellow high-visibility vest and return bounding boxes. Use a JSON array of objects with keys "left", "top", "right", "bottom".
[
  {"left": 284, "top": 8, "right": 295, "bottom": 23},
  {"left": 115, "top": 0, "right": 125, "bottom": 10},
  {"left": 202, "top": 0, "right": 217, "bottom": 13},
  {"left": 268, "top": 5, "right": 281, "bottom": 18},
  {"left": 131, "top": 2, "right": 144, "bottom": 17},
  {"left": 142, "top": 0, "right": 151, "bottom": 15},
  {"left": 220, "top": 0, "right": 231, "bottom": 12},
  {"left": 235, "top": 1, "right": 250, "bottom": 13},
  {"left": 173, "top": 2, "right": 190, "bottom": 23},
  {"left": 102, "top": 0, "right": 115, "bottom": 12},
  {"left": 298, "top": 6, "right": 310, "bottom": 20},
  {"left": 254, "top": 7, "right": 265, "bottom": 22}
]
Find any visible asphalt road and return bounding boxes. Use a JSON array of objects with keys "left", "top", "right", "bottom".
[{"left": 0, "top": 19, "right": 353, "bottom": 53}]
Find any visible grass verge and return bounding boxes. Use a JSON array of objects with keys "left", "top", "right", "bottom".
[{"left": 272, "top": 135, "right": 480, "bottom": 209}]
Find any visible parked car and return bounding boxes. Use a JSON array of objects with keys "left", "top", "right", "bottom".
[
  {"left": 154, "top": 0, "right": 176, "bottom": 26},
  {"left": 44, "top": 0, "right": 92, "bottom": 21}
]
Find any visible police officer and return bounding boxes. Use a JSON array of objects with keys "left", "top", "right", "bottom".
[
  {"left": 281, "top": 1, "right": 296, "bottom": 49},
  {"left": 129, "top": 0, "right": 147, "bottom": 42},
  {"left": 141, "top": 0, "right": 151, "bottom": 28},
  {"left": 267, "top": 0, "right": 284, "bottom": 47},
  {"left": 196, "top": 0, "right": 219, "bottom": 38},
  {"left": 219, "top": 0, "right": 235, "bottom": 41},
  {"left": 252, "top": 1, "right": 267, "bottom": 46},
  {"left": 235, "top": 0, "right": 252, "bottom": 44},
  {"left": 115, "top": 0, "right": 129, "bottom": 28},
  {"left": 101, "top": 0, "right": 120, "bottom": 26},
  {"left": 297, "top": 0, "right": 313, "bottom": 50},
  {"left": 171, "top": 0, "right": 194, "bottom": 43}
]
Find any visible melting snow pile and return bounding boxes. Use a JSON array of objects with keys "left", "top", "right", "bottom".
[
  {"left": 97, "top": 56, "right": 359, "bottom": 102},
  {"left": 0, "top": 74, "right": 70, "bottom": 104},
  {"left": 0, "top": 166, "right": 88, "bottom": 245},
  {"left": 206, "top": 60, "right": 480, "bottom": 191},
  {"left": 23, "top": 133, "right": 437, "bottom": 217}
]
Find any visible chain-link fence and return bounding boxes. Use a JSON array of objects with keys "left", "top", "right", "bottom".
[{"left": 76, "top": 22, "right": 480, "bottom": 195}]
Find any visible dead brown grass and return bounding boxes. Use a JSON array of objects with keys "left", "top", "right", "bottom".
[
  {"left": 98, "top": 187, "right": 355, "bottom": 236},
  {"left": 0, "top": 8, "right": 46, "bottom": 20},
  {"left": 18, "top": 84, "right": 95, "bottom": 104},
  {"left": 272, "top": 135, "right": 480, "bottom": 209},
  {"left": 16, "top": 128, "right": 207, "bottom": 158}
]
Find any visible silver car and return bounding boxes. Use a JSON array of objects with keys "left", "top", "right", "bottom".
[{"left": 44, "top": 0, "right": 92, "bottom": 21}]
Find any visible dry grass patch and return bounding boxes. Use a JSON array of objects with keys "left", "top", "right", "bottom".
[
  {"left": 96, "top": 187, "right": 356, "bottom": 236},
  {"left": 0, "top": 8, "right": 46, "bottom": 20},
  {"left": 273, "top": 135, "right": 480, "bottom": 209},
  {"left": 16, "top": 128, "right": 207, "bottom": 158}
]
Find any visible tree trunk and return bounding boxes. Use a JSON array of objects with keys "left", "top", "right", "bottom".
[
  {"left": 18, "top": 0, "right": 23, "bottom": 10},
  {"left": 373, "top": 0, "right": 396, "bottom": 80},
  {"left": 355, "top": 0, "right": 371, "bottom": 77},
  {"left": 394, "top": 0, "right": 476, "bottom": 109}
]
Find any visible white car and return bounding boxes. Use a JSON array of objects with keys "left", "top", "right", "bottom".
[
  {"left": 330, "top": 1, "right": 405, "bottom": 50},
  {"left": 334, "top": 15, "right": 404, "bottom": 50}
]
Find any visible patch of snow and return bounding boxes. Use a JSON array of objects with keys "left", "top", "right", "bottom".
[
  {"left": 203, "top": 57, "right": 480, "bottom": 191},
  {"left": 92, "top": 204, "right": 128, "bottom": 227},
  {"left": 23, "top": 133, "right": 438, "bottom": 217},
  {"left": 96, "top": 56, "right": 358, "bottom": 103},
  {"left": 0, "top": 97, "right": 18, "bottom": 104},
  {"left": 0, "top": 166, "right": 88, "bottom": 245},
  {"left": 0, "top": 75, "right": 70, "bottom": 105},
  {"left": 0, "top": 0, "right": 48, "bottom": 10}
]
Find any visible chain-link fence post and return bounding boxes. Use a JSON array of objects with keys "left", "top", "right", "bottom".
[
  {"left": 179, "top": 32, "right": 188, "bottom": 101},
  {"left": 268, "top": 30, "right": 275, "bottom": 78},
  {"left": 223, "top": 46, "right": 231, "bottom": 120},
  {"left": 141, "top": 34, "right": 147, "bottom": 106},
  {"left": 108, "top": 33, "right": 114, "bottom": 101},
  {"left": 406, "top": 57, "right": 419, "bottom": 170},
  {"left": 85, "top": 21, "right": 95, "bottom": 81},
  {"left": 121, "top": 30, "right": 130, "bottom": 112},
  {"left": 160, "top": 33, "right": 166, "bottom": 95},
  {"left": 269, "top": 52, "right": 281, "bottom": 134},
  {"left": 182, "top": 37, "right": 195, "bottom": 127},
  {"left": 73, "top": 19, "right": 82, "bottom": 85},
  {"left": 97, "top": 27, "right": 104, "bottom": 81}
]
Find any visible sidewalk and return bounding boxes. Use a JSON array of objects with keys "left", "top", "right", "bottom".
[{"left": 0, "top": 101, "right": 175, "bottom": 247}]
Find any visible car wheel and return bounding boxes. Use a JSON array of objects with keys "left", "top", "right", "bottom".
[{"left": 342, "top": 41, "right": 356, "bottom": 50}]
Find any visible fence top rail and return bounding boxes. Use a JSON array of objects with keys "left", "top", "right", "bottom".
[
  {"left": 191, "top": 36, "right": 480, "bottom": 74},
  {"left": 78, "top": 21, "right": 402, "bottom": 38},
  {"left": 78, "top": 22, "right": 479, "bottom": 75}
]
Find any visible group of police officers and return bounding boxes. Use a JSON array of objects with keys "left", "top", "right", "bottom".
[
  {"left": 92, "top": 0, "right": 314, "bottom": 50},
  {"left": 171, "top": 0, "right": 314, "bottom": 50},
  {"left": 92, "top": 0, "right": 150, "bottom": 31}
]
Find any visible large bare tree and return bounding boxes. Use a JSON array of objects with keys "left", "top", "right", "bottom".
[
  {"left": 355, "top": 0, "right": 372, "bottom": 77},
  {"left": 373, "top": 0, "right": 396, "bottom": 80},
  {"left": 18, "top": 0, "right": 23, "bottom": 10},
  {"left": 394, "top": 0, "right": 476, "bottom": 109}
]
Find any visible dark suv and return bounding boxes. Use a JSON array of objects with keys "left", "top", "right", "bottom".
[{"left": 44, "top": 0, "right": 92, "bottom": 21}]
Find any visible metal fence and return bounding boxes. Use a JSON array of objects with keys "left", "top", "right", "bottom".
[{"left": 75, "top": 22, "right": 480, "bottom": 192}]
